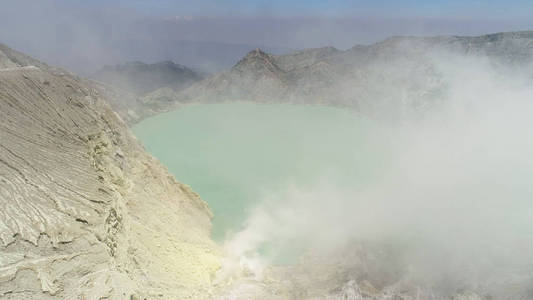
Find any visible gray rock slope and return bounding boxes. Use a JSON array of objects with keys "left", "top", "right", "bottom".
[
  {"left": 0, "top": 44, "right": 220, "bottom": 299},
  {"left": 141, "top": 31, "right": 533, "bottom": 118}
]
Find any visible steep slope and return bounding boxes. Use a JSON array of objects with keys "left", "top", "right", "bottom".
[
  {"left": 0, "top": 43, "right": 51, "bottom": 70},
  {"left": 140, "top": 31, "right": 533, "bottom": 119},
  {"left": 0, "top": 45, "right": 220, "bottom": 299}
]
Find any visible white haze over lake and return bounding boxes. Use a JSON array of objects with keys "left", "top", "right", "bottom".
[
  {"left": 218, "top": 54, "right": 533, "bottom": 295},
  {"left": 130, "top": 45, "right": 533, "bottom": 297}
]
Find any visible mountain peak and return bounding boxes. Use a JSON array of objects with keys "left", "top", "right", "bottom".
[
  {"left": 243, "top": 48, "right": 269, "bottom": 59},
  {"left": 243, "top": 48, "right": 271, "bottom": 60},
  {"left": 233, "top": 48, "right": 282, "bottom": 73}
]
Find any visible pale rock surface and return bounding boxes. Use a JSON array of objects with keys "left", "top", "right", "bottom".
[{"left": 0, "top": 45, "right": 221, "bottom": 299}]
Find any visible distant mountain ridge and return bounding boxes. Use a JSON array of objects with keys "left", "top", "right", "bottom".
[
  {"left": 92, "top": 60, "right": 204, "bottom": 95},
  {"left": 91, "top": 60, "right": 206, "bottom": 124},
  {"left": 134, "top": 31, "right": 533, "bottom": 120}
]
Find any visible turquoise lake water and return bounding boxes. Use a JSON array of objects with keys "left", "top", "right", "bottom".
[{"left": 132, "top": 102, "right": 385, "bottom": 241}]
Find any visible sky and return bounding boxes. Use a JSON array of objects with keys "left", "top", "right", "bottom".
[
  {"left": 1, "top": 0, "right": 532, "bottom": 74},
  {"left": 98, "top": 0, "right": 533, "bottom": 18}
]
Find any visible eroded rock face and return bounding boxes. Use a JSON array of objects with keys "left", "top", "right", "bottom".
[{"left": 0, "top": 46, "right": 220, "bottom": 299}]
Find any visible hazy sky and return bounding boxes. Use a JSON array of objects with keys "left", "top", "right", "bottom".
[
  {"left": 1, "top": 0, "right": 532, "bottom": 74},
  {"left": 95, "top": 0, "right": 533, "bottom": 18}
]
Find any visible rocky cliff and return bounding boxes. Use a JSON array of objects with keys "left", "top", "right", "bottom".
[{"left": 0, "top": 44, "right": 220, "bottom": 299}]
